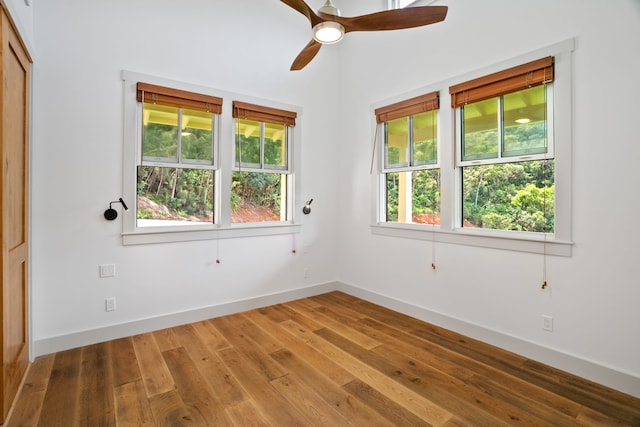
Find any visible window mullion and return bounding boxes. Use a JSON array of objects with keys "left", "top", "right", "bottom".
[
  {"left": 260, "top": 122, "right": 265, "bottom": 170},
  {"left": 498, "top": 96, "right": 504, "bottom": 159},
  {"left": 177, "top": 108, "right": 183, "bottom": 164},
  {"left": 408, "top": 116, "right": 415, "bottom": 167}
]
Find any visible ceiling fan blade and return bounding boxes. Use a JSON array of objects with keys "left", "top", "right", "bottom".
[
  {"left": 290, "top": 39, "right": 322, "bottom": 70},
  {"left": 331, "top": 6, "right": 448, "bottom": 33},
  {"left": 281, "top": 0, "right": 323, "bottom": 27}
]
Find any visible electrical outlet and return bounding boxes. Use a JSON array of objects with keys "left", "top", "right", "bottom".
[
  {"left": 99, "top": 264, "right": 116, "bottom": 278},
  {"left": 542, "top": 315, "right": 553, "bottom": 332},
  {"left": 105, "top": 297, "right": 116, "bottom": 312},
  {"left": 303, "top": 267, "right": 309, "bottom": 278}
]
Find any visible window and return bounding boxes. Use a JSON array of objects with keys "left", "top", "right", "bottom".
[
  {"left": 451, "top": 57, "right": 554, "bottom": 233},
  {"left": 232, "top": 101, "right": 296, "bottom": 223},
  {"left": 375, "top": 92, "right": 440, "bottom": 224},
  {"left": 371, "top": 39, "right": 574, "bottom": 256},
  {"left": 136, "top": 83, "right": 221, "bottom": 227},
  {"left": 120, "top": 71, "right": 302, "bottom": 245}
]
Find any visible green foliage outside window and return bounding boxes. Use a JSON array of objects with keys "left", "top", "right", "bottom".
[
  {"left": 386, "top": 169, "right": 440, "bottom": 222},
  {"left": 137, "top": 103, "right": 215, "bottom": 223},
  {"left": 232, "top": 119, "right": 288, "bottom": 222},
  {"left": 137, "top": 166, "right": 213, "bottom": 222},
  {"left": 462, "top": 160, "right": 554, "bottom": 232},
  {"left": 231, "top": 172, "right": 282, "bottom": 213}
]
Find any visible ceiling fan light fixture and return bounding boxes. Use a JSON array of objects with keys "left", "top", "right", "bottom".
[{"left": 313, "top": 21, "right": 345, "bottom": 44}]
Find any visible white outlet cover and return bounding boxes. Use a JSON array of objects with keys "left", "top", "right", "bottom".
[{"left": 99, "top": 264, "right": 116, "bottom": 278}]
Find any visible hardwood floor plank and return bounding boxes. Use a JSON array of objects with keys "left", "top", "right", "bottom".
[
  {"left": 110, "top": 336, "right": 142, "bottom": 387},
  {"left": 192, "top": 319, "right": 232, "bottom": 351},
  {"left": 7, "top": 292, "right": 640, "bottom": 426},
  {"left": 354, "top": 316, "right": 477, "bottom": 381},
  {"left": 148, "top": 389, "right": 208, "bottom": 426},
  {"left": 77, "top": 342, "right": 116, "bottom": 426},
  {"left": 271, "top": 372, "right": 355, "bottom": 426},
  {"left": 521, "top": 359, "right": 640, "bottom": 425},
  {"left": 576, "top": 405, "right": 638, "bottom": 427},
  {"left": 364, "top": 332, "right": 557, "bottom": 426},
  {"left": 162, "top": 346, "right": 233, "bottom": 426},
  {"left": 280, "top": 319, "right": 454, "bottom": 425},
  {"left": 210, "top": 315, "right": 287, "bottom": 381},
  {"left": 114, "top": 380, "right": 155, "bottom": 427},
  {"left": 464, "top": 373, "right": 584, "bottom": 427},
  {"left": 152, "top": 326, "right": 183, "bottom": 353},
  {"left": 285, "top": 299, "right": 383, "bottom": 350},
  {"left": 224, "top": 399, "right": 273, "bottom": 427},
  {"left": 223, "top": 312, "right": 283, "bottom": 354},
  {"left": 358, "top": 316, "right": 584, "bottom": 419},
  {"left": 330, "top": 291, "right": 530, "bottom": 370},
  {"left": 171, "top": 323, "right": 245, "bottom": 408},
  {"left": 268, "top": 303, "right": 324, "bottom": 331},
  {"left": 310, "top": 293, "right": 369, "bottom": 322},
  {"left": 270, "top": 348, "right": 397, "bottom": 427},
  {"left": 241, "top": 309, "right": 357, "bottom": 387},
  {"left": 37, "top": 348, "right": 82, "bottom": 427},
  {"left": 216, "top": 347, "right": 311, "bottom": 426},
  {"left": 131, "top": 332, "right": 176, "bottom": 397},
  {"left": 5, "top": 354, "right": 54, "bottom": 426},
  {"left": 314, "top": 327, "right": 513, "bottom": 426},
  {"left": 342, "top": 378, "right": 433, "bottom": 427}
]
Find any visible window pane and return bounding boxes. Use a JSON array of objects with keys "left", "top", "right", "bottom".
[
  {"left": 413, "top": 110, "right": 437, "bottom": 166},
  {"left": 462, "top": 160, "right": 554, "bottom": 232},
  {"left": 142, "top": 103, "right": 178, "bottom": 161},
  {"left": 386, "top": 169, "right": 440, "bottom": 223},
  {"left": 461, "top": 98, "right": 499, "bottom": 161},
  {"left": 181, "top": 108, "right": 213, "bottom": 163},
  {"left": 264, "top": 122, "right": 287, "bottom": 169},
  {"left": 235, "top": 119, "right": 261, "bottom": 166},
  {"left": 231, "top": 172, "right": 285, "bottom": 223},
  {"left": 385, "top": 117, "right": 409, "bottom": 168},
  {"left": 503, "top": 85, "right": 547, "bottom": 157},
  {"left": 136, "top": 166, "right": 214, "bottom": 226}
]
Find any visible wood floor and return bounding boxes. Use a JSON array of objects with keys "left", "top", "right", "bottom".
[{"left": 6, "top": 292, "right": 640, "bottom": 426}]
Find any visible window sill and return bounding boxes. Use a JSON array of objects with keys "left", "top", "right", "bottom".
[
  {"left": 122, "top": 223, "right": 301, "bottom": 245},
  {"left": 370, "top": 223, "right": 572, "bottom": 256}
]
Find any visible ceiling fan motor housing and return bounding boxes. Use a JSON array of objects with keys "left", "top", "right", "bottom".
[{"left": 318, "top": 0, "right": 340, "bottom": 16}]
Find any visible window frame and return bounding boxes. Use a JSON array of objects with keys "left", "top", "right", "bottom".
[
  {"left": 120, "top": 71, "right": 301, "bottom": 245},
  {"left": 376, "top": 91, "right": 441, "bottom": 224},
  {"left": 370, "top": 39, "right": 574, "bottom": 256},
  {"left": 455, "top": 86, "right": 555, "bottom": 167},
  {"left": 231, "top": 102, "right": 296, "bottom": 223}
]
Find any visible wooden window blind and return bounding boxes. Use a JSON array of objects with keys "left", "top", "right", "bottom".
[
  {"left": 374, "top": 91, "right": 439, "bottom": 124},
  {"left": 137, "top": 82, "right": 223, "bottom": 114},
  {"left": 232, "top": 101, "right": 297, "bottom": 127},
  {"left": 449, "top": 56, "right": 554, "bottom": 108}
]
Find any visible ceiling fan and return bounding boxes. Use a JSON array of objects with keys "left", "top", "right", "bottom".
[{"left": 281, "top": 0, "right": 448, "bottom": 70}]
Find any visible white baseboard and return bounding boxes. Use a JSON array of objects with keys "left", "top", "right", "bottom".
[
  {"left": 32, "top": 282, "right": 339, "bottom": 358},
  {"left": 337, "top": 282, "right": 640, "bottom": 399},
  {"left": 32, "top": 280, "right": 639, "bottom": 398}
]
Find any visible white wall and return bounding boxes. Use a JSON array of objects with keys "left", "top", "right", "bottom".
[
  {"left": 336, "top": 0, "right": 640, "bottom": 395},
  {"left": 28, "top": 0, "right": 640, "bottom": 396},
  {"left": 30, "top": 0, "right": 341, "bottom": 352}
]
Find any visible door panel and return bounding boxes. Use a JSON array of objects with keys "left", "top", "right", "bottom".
[{"left": 1, "top": 8, "right": 31, "bottom": 422}]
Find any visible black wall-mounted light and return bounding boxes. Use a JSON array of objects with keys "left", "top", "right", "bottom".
[
  {"left": 104, "top": 198, "right": 129, "bottom": 221},
  {"left": 302, "top": 198, "right": 313, "bottom": 215}
]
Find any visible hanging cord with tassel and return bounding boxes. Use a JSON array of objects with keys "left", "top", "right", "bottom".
[{"left": 541, "top": 80, "right": 550, "bottom": 290}]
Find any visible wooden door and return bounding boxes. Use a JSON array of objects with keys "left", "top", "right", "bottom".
[{"left": 0, "top": 8, "right": 30, "bottom": 423}]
